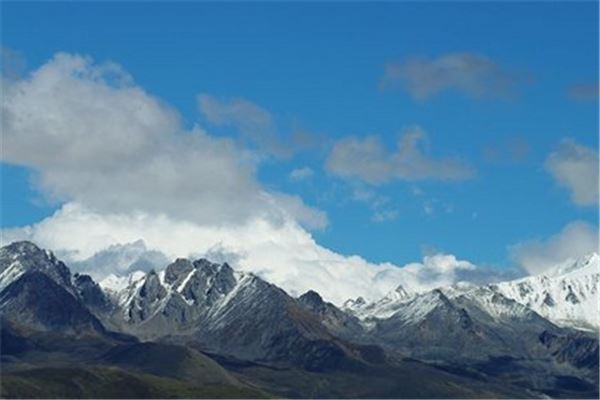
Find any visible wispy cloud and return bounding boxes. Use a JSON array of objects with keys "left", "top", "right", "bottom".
[
  {"left": 568, "top": 81, "right": 599, "bottom": 101},
  {"left": 510, "top": 221, "right": 599, "bottom": 275},
  {"left": 289, "top": 167, "right": 314, "bottom": 181},
  {"left": 545, "top": 138, "right": 598, "bottom": 206},
  {"left": 351, "top": 187, "right": 399, "bottom": 223},
  {"left": 326, "top": 126, "right": 474, "bottom": 185},
  {"left": 380, "top": 52, "right": 520, "bottom": 100}
]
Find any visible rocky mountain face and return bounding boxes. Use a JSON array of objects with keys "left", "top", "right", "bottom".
[
  {"left": 340, "top": 255, "right": 599, "bottom": 368},
  {"left": 100, "top": 257, "right": 379, "bottom": 371},
  {"left": 1, "top": 241, "right": 598, "bottom": 398},
  {"left": 0, "top": 242, "right": 108, "bottom": 337}
]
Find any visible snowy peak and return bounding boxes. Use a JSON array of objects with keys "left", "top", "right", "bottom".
[
  {"left": 342, "top": 296, "right": 367, "bottom": 311},
  {"left": 389, "top": 284, "right": 412, "bottom": 301},
  {"left": 492, "top": 253, "right": 599, "bottom": 330},
  {"left": 0, "top": 240, "right": 72, "bottom": 292},
  {"left": 110, "top": 256, "right": 250, "bottom": 330},
  {"left": 347, "top": 253, "right": 599, "bottom": 332},
  {"left": 376, "top": 289, "right": 457, "bottom": 328},
  {"left": 546, "top": 253, "right": 599, "bottom": 278},
  {"left": 345, "top": 283, "right": 416, "bottom": 320}
]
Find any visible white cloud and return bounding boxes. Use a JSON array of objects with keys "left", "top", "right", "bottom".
[
  {"left": 289, "top": 167, "right": 314, "bottom": 181},
  {"left": 510, "top": 220, "right": 599, "bottom": 275},
  {"left": 69, "top": 240, "right": 170, "bottom": 279},
  {"left": 545, "top": 139, "right": 599, "bottom": 206},
  {"left": 326, "top": 126, "right": 474, "bottom": 185},
  {"left": 380, "top": 52, "right": 518, "bottom": 100},
  {"left": 2, "top": 202, "right": 506, "bottom": 305},
  {"left": 1, "top": 52, "right": 325, "bottom": 230},
  {"left": 0, "top": 51, "right": 513, "bottom": 305}
]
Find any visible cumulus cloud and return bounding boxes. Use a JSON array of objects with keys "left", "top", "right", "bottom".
[
  {"left": 510, "top": 220, "right": 599, "bottom": 275},
  {"left": 2, "top": 202, "right": 506, "bottom": 305},
  {"left": 326, "top": 127, "right": 474, "bottom": 185},
  {"left": 381, "top": 53, "right": 518, "bottom": 100},
  {"left": 1, "top": 52, "right": 325, "bottom": 229},
  {"left": 545, "top": 139, "right": 599, "bottom": 206}
]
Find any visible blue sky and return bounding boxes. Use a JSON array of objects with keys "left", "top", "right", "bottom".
[{"left": 2, "top": 1, "right": 598, "bottom": 271}]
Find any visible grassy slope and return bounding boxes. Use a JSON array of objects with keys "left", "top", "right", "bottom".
[
  {"left": 220, "top": 358, "right": 536, "bottom": 399},
  {"left": 0, "top": 366, "right": 268, "bottom": 399},
  {"left": 99, "top": 342, "right": 241, "bottom": 385}
]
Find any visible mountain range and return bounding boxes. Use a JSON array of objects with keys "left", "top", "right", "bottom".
[{"left": 1, "top": 240, "right": 598, "bottom": 398}]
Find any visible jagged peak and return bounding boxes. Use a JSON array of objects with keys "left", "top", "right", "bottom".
[
  {"left": 0, "top": 241, "right": 72, "bottom": 292},
  {"left": 386, "top": 284, "right": 412, "bottom": 301},
  {"left": 342, "top": 296, "right": 367, "bottom": 310}
]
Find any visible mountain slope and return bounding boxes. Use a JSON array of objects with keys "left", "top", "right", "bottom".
[
  {"left": 103, "top": 257, "right": 382, "bottom": 370},
  {"left": 492, "top": 254, "right": 599, "bottom": 330}
]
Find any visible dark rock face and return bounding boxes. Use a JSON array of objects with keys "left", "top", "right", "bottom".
[
  {"left": 0, "top": 271, "right": 105, "bottom": 334},
  {"left": 163, "top": 258, "right": 194, "bottom": 286},
  {"left": 539, "top": 330, "right": 600, "bottom": 369},
  {"left": 298, "top": 290, "right": 364, "bottom": 340},
  {"left": 111, "top": 259, "right": 375, "bottom": 370},
  {"left": 73, "top": 273, "right": 112, "bottom": 313},
  {"left": 180, "top": 260, "right": 237, "bottom": 308}
]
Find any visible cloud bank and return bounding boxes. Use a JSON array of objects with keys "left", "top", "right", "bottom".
[{"left": 2, "top": 202, "right": 514, "bottom": 305}]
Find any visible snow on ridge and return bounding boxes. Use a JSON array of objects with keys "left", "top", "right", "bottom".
[{"left": 345, "top": 253, "right": 599, "bottom": 330}]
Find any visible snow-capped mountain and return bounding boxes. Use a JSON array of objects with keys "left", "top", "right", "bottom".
[
  {"left": 491, "top": 253, "right": 599, "bottom": 330},
  {"left": 1, "top": 241, "right": 598, "bottom": 398},
  {"left": 0, "top": 241, "right": 73, "bottom": 293},
  {"left": 345, "top": 253, "right": 599, "bottom": 331},
  {"left": 92, "top": 255, "right": 378, "bottom": 368},
  {"left": 0, "top": 242, "right": 113, "bottom": 337}
]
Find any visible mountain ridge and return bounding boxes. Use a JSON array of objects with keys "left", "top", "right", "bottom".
[{"left": 1, "top": 240, "right": 598, "bottom": 398}]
